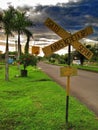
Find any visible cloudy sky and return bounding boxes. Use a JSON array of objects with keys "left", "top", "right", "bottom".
[
  {"left": 0, "top": 0, "right": 97, "bottom": 40},
  {"left": 0, "top": 0, "right": 98, "bottom": 55},
  {"left": 0, "top": 1, "right": 98, "bottom": 40},
  {"left": 0, "top": 0, "right": 78, "bottom": 9}
]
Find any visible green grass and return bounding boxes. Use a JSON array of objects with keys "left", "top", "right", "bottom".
[
  {"left": 76, "top": 65, "right": 98, "bottom": 72},
  {"left": 47, "top": 61, "right": 98, "bottom": 72},
  {"left": 0, "top": 65, "right": 98, "bottom": 130}
]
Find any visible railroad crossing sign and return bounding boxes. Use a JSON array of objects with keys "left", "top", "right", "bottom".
[
  {"left": 43, "top": 17, "right": 94, "bottom": 124},
  {"left": 43, "top": 18, "right": 93, "bottom": 60}
]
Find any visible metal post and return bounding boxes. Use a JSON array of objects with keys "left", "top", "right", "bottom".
[{"left": 66, "top": 44, "right": 71, "bottom": 123}]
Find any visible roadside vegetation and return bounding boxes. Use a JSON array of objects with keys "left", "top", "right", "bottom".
[
  {"left": 43, "top": 49, "right": 98, "bottom": 72},
  {"left": 0, "top": 6, "right": 34, "bottom": 81},
  {"left": 0, "top": 64, "right": 98, "bottom": 130},
  {"left": 75, "top": 64, "right": 98, "bottom": 72},
  {"left": 46, "top": 61, "right": 98, "bottom": 72}
]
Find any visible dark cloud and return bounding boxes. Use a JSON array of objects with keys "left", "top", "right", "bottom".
[
  {"left": 1, "top": 0, "right": 97, "bottom": 40},
  {"left": 25, "top": 0, "right": 98, "bottom": 40}
]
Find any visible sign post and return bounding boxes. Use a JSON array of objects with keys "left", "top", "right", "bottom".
[
  {"left": 43, "top": 17, "right": 93, "bottom": 124},
  {"left": 66, "top": 43, "right": 71, "bottom": 123}
]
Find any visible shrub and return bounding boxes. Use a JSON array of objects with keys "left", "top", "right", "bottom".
[{"left": 19, "top": 54, "right": 37, "bottom": 70}]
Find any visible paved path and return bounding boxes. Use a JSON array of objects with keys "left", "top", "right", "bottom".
[{"left": 38, "top": 62, "right": 98, "bottom": 116}]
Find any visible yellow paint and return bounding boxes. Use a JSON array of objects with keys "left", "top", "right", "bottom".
[
  {"left": 60, "top": 66, "right": 77, "bottom": 77},
  {"left": 44, "top": 17, "right": 70, "bottom": 38},
  {"left": 32, "top": 46, "right": 40, "bottom": 55},
  {"left": 42, "top": 39, "right": 68, "bottom": 56},
  {"left": 43, "top": 17, "right": 93, "bottom": 59}
]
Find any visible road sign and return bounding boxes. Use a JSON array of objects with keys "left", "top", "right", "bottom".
[
  {"left": 44, "top": 18, "right": 94, "bottom": 124},
  {"left": 45, "top": 18, "right": 93, "bottom": 40},
  {"left": 60, "top": 66, "right": 77, "bottom": 77},
  {"left": 42, "top": 39, "right": 68, "bottom": 56},
  {"left": 43, "top": 18, "right": 93, "bottom": 59},
  {"left": 44, "top": 17, "right": 94, "bottom": 124},
  {"left": 44, "top": 18, "right": 70, "bottom": 38},
  {"left": 32, "top": 46, "right": 40, "bottom": 55}
]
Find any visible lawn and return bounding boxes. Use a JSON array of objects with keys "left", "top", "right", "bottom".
[
  {"left": 77, "top": 64, "right": 98, "bottom": 72},
  {"left": 50, "top": 62, "right": 98, "bottom": 72},
  {"left": 0, "top": 64, "right": 98, "bottom": 130}
]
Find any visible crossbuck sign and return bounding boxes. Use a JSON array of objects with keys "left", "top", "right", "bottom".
[
  {"left": 42, "top": 18, "right": 93, "bottom": 60},
  {"left": 43, "top": 18, "right": 94, "bottom": 124}
]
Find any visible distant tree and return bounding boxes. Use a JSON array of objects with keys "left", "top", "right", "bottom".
[
  {"left": 47, "top": 53, "right": 73, "bottom": 65},
  {"left": 47, "top": 53, "right": 60, "bottom": 63},
  {"left": 72, "top": 50, "right": 83, "bottom": 65},
  {"left": 90, "top": 44, "right": 98, "bottom": 62},
  {"left": 73, "top": 44, "right": 93, "bottom": 65}
]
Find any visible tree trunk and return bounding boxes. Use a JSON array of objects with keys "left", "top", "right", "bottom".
[
  {"left": 5, "top": 34, "right": 9, "bottom": 81},
  {"left": 17, "top": 31, "right": 21, "bottom": 76},
  {"left": 25, "top": 36, "right": 30, "bottom": 54},
  {"left": 17, "top": 31, "right": 21, "bottom": 60}
]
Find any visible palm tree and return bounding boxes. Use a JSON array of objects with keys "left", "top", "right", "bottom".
[
  {"left": 13, "top": 10, "right": 33, "bottom": 59},
  {"left": 24, "top": 29, "right": 33, "bottom": 54},
  {"left": 11, "top": 9, "right": 34, "bottom": 76},
  {"left": 0, "top": 6, "right": 15, "bottom": 80}
]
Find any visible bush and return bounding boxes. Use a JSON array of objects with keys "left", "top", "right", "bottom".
[{"left": 19, "top": 54, "right": 37, "bottom": 70}]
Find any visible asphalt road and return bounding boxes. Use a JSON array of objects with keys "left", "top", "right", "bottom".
[{"left": 38, "top": 62, "right": 98, "bottom": 116}]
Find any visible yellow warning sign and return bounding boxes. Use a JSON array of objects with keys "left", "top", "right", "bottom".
[
  {"left": 60, "top": 66, "right": 77, "bottom": 77},
  {"left": 32, "top": 46, "right": 40, "bottom": 55}
]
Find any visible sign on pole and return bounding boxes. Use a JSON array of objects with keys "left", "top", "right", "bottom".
[
  {"left": 32, "top": 46, "right": 40, "bottom": 55},
  {"left": 45, "top": 18, "right": 93, "bottom": 40},
  {"left": 60, "top": 66, "right": 77, "bottom": 77},
  {"left": 44, "top": 18, "right": 70, "bottom": 38},
  {"left": 42, "top": 39, "right": 68, "bottom": 56},
  {"left": 43, "top": 18, "right": 93, "bottom": 59},
  {"left": 43, "top": 17, "right": 94, "bottom": 124}
]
